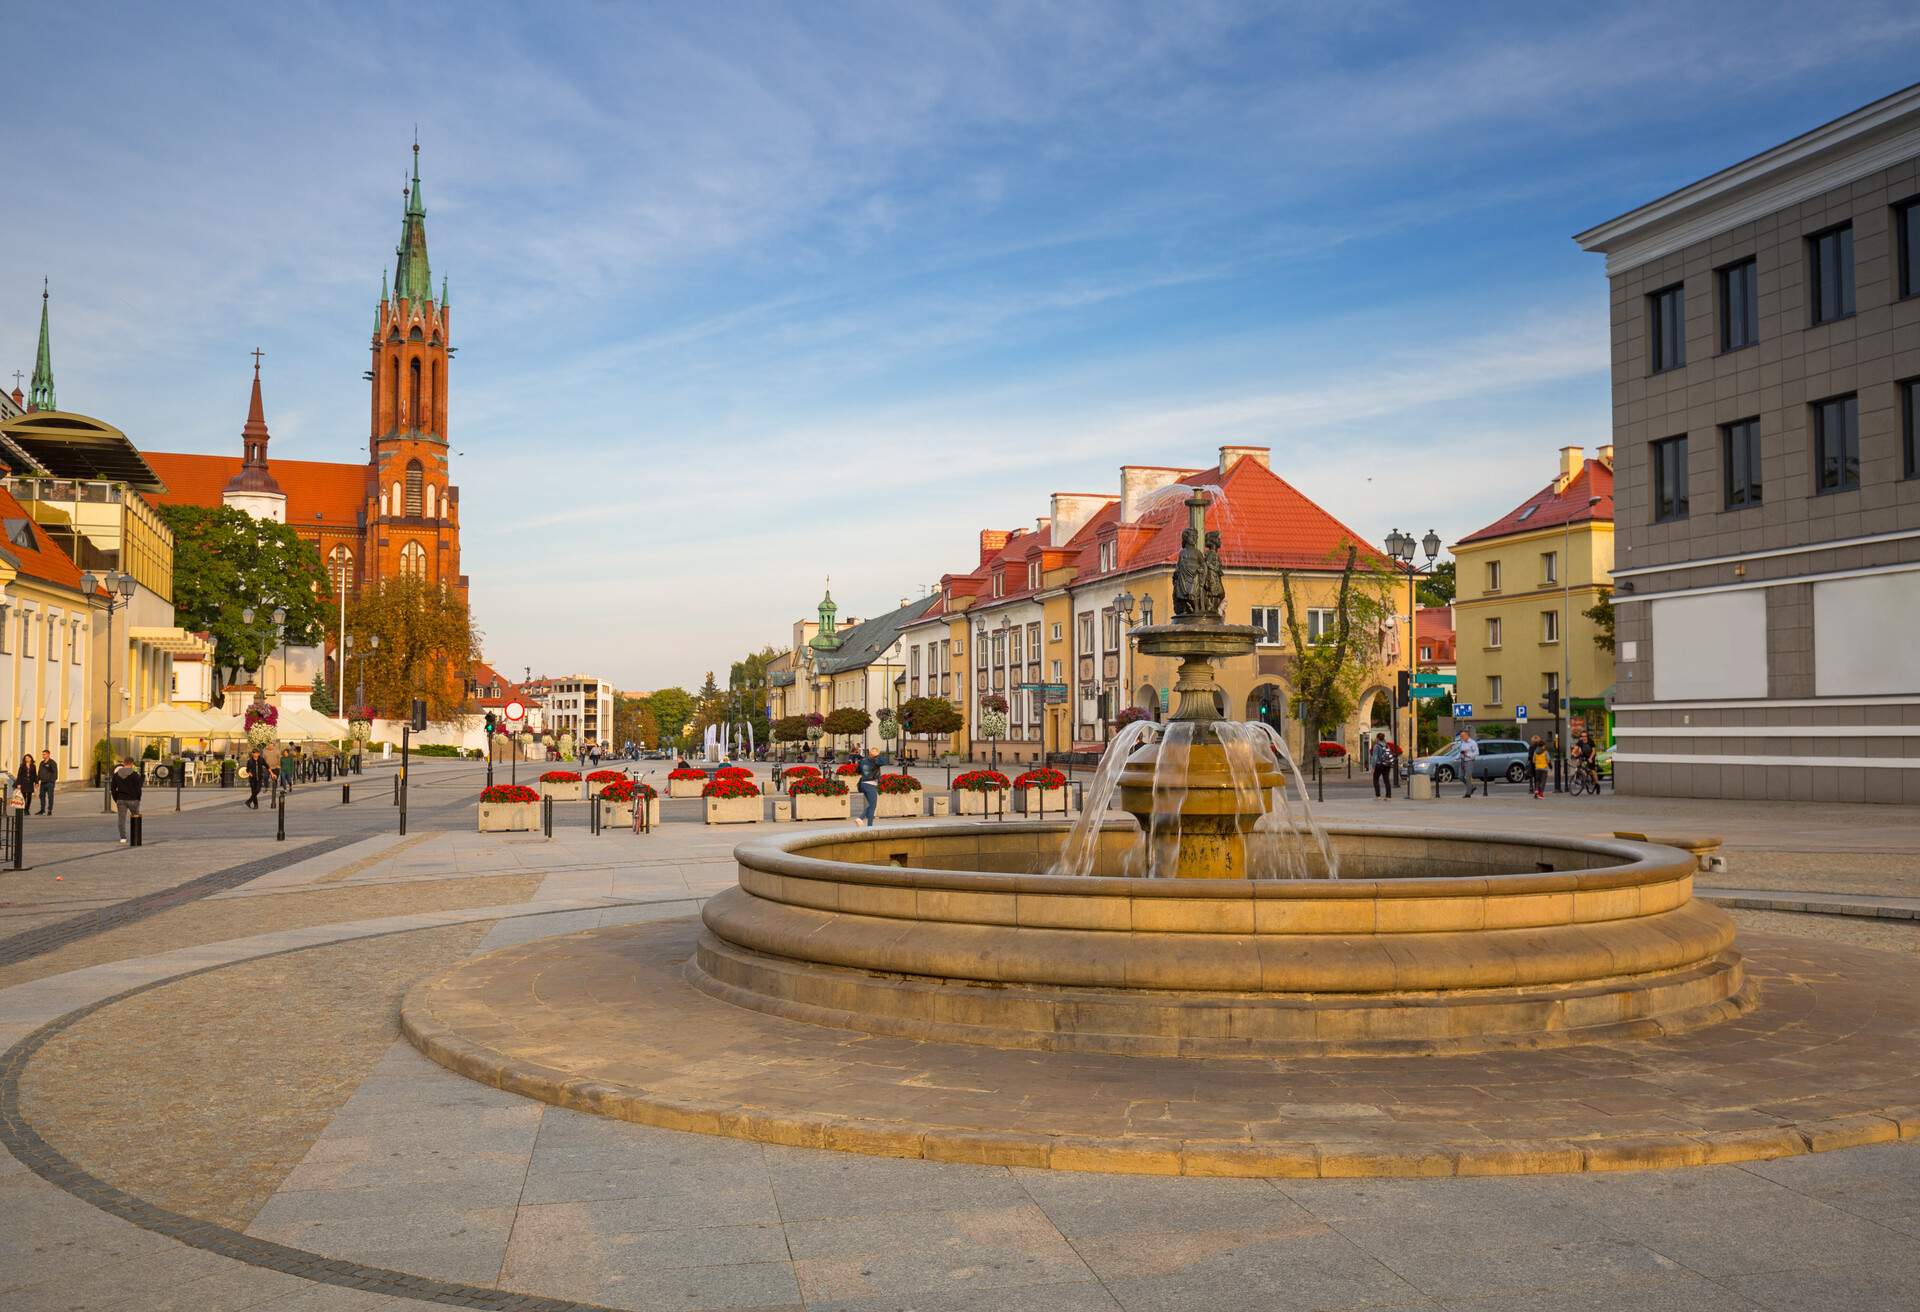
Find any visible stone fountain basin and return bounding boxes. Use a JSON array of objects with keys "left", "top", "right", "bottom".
[{"left": 692, "top": 821, "right": 1748, "bottom": 1056}]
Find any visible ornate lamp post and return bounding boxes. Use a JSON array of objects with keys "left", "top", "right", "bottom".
[
  {"left": 1384, "top": 528, "right": 1442, "bottom": 796},
  {"left": 80, "top": 569, "right": 137, "bottom": 808}
]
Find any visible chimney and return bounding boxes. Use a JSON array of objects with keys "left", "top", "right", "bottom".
[
  {"left": 1598, "top": 443, "right": 1614, "bottom": 469},
  {"left": 1219, "top": 445, "right": 1270, "bottom": 475},
  {"left": 1035, "top": 516, "right": 1051, "bottom": 537},
  {"left": 1120, "top": 466, "right": 1189, "bottom": 524},
  {"left": 1558, "top": 445, "right": 1584, "bottom": 492},
  {"left": 1049, "top": 492, "right": 1116, "bottom": 546},
  {"left": 979, "top": 528, "right": 1011, "bottom": 565}
]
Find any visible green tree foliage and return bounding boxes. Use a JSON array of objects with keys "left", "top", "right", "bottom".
[
  {"left": 726, "top": 646, "right": 780, "bottom": 746},
  {"left": 772, "top": 714, "right": 810, "bottom": 742},
  {"left": 690, "top": 671, "right": 728, "bottom": 737},
  {"left": 333, "top": 578, "right": 478, "bottom": 724},
  {"left": 157, "top": 504, "right": 329, "bottom": 697},
  {"left": 613, "top": 694, "right": 660, "bottom": 748},
  {"left": 1279, "top": 544, "right": 1396, "bottom": 741},
  {"left": 644, "top": 687, "right": 694, "bottom": 744},
  {"left": 821, "top": 708, "right": 871, "bottom": 743},
  {"left": 899, "top": 696, "right": 963, "bottom": 759},
  {"left": 309, "top": 678, "right": 336, "bottom": 717},
  {"left": 1583, "top": 593, "right": 1616, "bottom": 652},
  {"left": 1415, "top": 559, "right": 1456, "bottom": 608}
]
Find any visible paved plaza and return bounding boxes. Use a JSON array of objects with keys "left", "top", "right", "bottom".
[{"left": 2, "top": 757, "right": 1917, "bottom": 1310}]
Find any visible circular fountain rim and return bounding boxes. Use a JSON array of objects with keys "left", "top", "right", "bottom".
[{"left": 730, "top": 820, "right": 1696, "bottom": 900}]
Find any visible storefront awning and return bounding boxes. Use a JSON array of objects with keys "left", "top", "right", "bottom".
[{"left": 128, "top": 626, "right": 215, "bottom": 656}]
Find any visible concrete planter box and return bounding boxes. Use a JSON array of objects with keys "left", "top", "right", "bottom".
[
  {"left": 477, "top": 801, "right": 540, "bottom": 833},
  {"left": 793, "top": 792, "right": 850, "bottom": 822},
  {"left": 598, "top": 798, "right": 660, "bottom": 828},
  {"left": 875, "top": 792, "right": 923, "bottom": 818},
  {"left": 1020, "top": 787, "right": 1075, "bottom": 818},
  {"left": 586, "top": 777, "right": 628, "bottom": 799},
  {"left": 539, "top": 779, "right": 584, "bottom": 802},
  {"left": 705, "top": 794, "right": 762, "bottom": 825},
  {"left": 955, "top": 789, "right": 1010, "bottom": 817},
  {"left": 929, "top": 795, "right": 951, "bottom": 817},
  {"left": 668, "top": 777, "right": 708, "bottom": 799}
]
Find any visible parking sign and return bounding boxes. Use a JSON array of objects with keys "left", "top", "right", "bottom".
[{"left": 1516, "top": 705, "right": 1529, "bottom": 723}]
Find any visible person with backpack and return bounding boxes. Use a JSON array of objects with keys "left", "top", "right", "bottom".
[
  {"left": 854, "top": 744, "right": 887, "bottom": 827},
  {"left": 1369, "top": 733, "right": 1396, "bottom": 800},
  {"left": 110, "top": 756, "right": 143, "bottom": 843},
  {"left": 1529, "top": 735, "right": 1550, "bottom": 799}
]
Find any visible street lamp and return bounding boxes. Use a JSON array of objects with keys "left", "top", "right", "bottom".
[
  {"left": 1112, "top": 590, "right": 1135, "bottom": 741},
  {"left": 80, "top": 568, "right": 137, "bottom": 808},
  {"left": 1384, "top": 528, "right": 1442, "bottom": 796}
]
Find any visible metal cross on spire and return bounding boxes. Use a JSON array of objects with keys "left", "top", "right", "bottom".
[{"left": 251, "top": 346, "right": 265, "bottom": 375}]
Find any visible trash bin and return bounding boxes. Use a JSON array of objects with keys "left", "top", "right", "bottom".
[
  {"left": 221, "top": 758, "right": 238, "bottom": 787},
  {"left": 1410, "top": 773, "right": 1435, "bottom": 801},
  {"left": 930, "top": 795, "right": 952, "bottom": 817},
  {"left": 772, "top": 797, "right": 793, "bottom": 822}
]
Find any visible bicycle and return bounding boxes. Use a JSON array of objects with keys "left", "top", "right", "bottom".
[{"left": 1565, "top": 760, "right": 1601, "bottom": 796}]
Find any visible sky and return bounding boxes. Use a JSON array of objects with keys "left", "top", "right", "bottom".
[{"left": 8, "top": 2, "right": 1920, "bottom": 693}]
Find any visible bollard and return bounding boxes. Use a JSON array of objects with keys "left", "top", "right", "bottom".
[
  {"left": 130, "top": 812, "right": 143, "bottom": 847},
  {"left": 342, "top": 782, "right": 351, "bottom": 805},
  {"left": 11, "top": 809, "right": 23, "bottom": 869},
  {"left": 393, "top": 774, "right": 400, "bottom": 806},
  {"left": 542, "top": 795, "right": 553, "bottom": 838},
  {"left": 589, "top": 799, "right": 601, "bottom": 835},
  {"left": 277, "top": 788, "right": 286, "bottom": 841}
]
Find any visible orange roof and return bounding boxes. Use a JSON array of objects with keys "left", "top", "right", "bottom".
[
  {"left": 1457, "top": 459, "right": 1614, "bottom": 545},
  {"left": 468, "top": 659, "right": 525, "bottom": 709},
  {"left": 1415, "top": 607, "right": 1455, "bottom": 663},
  {"left": 0, "top": 485, "right": 92, "bottom": 595},
  {"left": 140, "top": 451, "right": 367, "bottom": 527}
]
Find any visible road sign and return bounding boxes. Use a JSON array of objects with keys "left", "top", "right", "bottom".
[
  {"left": 1453, "top": 703, "right": 1473, "bottom": 718},
  {"left": 1412, "top": 672, "right": 1456, "bottom": 685},
  {"left": 503, "top": 700, "right": 525, "bottom": 724},
  {"left": 1410, "top": 686, "right": 1450, "bottom": 699},
  {"left": 1017, "top": 682, "right": 1069, "bottom": 693},
  {"left": 1516, "top": 705, "right": 1529, "bottom": 723}
]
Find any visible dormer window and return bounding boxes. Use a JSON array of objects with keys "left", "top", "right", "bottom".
[
  {"left": 1098, "top": 540, "right": 1116, "bottom": 572},
  {"left": 1027, "top": 561, "right": 1041, "bottom": 589},
  {"left": 992, "top": 571, "right": 1005, "bottom": 597}
]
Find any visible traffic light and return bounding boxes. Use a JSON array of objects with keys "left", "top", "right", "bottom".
[
  {"left": 1545, "top": 690, "right": 1561, "bottom": 716},
  {"left": 1396, "top": 670, "right": 1411, "bottom": 703},
  {"left": 484, "top": 711, "right": 497, "bottom": 734},
  {"left": 411, "top": 698, "right": 428, "bottom": 732}
]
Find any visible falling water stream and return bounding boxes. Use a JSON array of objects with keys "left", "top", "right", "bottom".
[{"left": 1044, "top": 718, "right": 1338, "bottom": 879}]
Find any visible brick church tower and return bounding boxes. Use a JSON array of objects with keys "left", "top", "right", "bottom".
[{"left": 366, "top": 141, "right": 463, "bottom": 596}]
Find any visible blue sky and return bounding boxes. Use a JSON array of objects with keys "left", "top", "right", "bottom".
[{"left": 9, "top": 2, "right": 1920, "bottom": 692}]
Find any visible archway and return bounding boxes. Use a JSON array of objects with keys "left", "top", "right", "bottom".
[
  {"left": 1134, "top": 683, "right": 1158, "bottom": 716},
  {"left": 1245, "top": 683, "right": 1287, "bottom": 731}
]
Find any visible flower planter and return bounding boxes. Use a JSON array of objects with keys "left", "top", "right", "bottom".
[
  {"left": 793, "top": 791, "right": 850, "bottom": 822},
  {"left": 598, "top": 798, "right": 660, "bottom": 828},
  {"left": 705, "top": 794, "right": 762, "bottom": 825},
  {"left": 477, "top": 801, "right": 540, "bottom": 833},
  {"left": 539, "top": 780, "right": 585, "bottom": 803},
  {"left": 668, "top": 777, "right": 708, "bottom": 799},
  {"left": 875, "top": 792, "right": 922, "bottom": 819},
  {"left": 1020, "top": 787, "right": 1075, "bottom": 818},
  {"left": 586, "top": 776, "right": 627, "bottom": 799},
  {"left": 955, "top": 789, "right": 1009, "bottom": 816}
]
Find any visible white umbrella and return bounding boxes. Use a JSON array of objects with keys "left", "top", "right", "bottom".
[
  {"left": 114, "top": 703, "right": 228, "bottom": 738},
  {"left": 278, "top": 707, "right": 350, "bottom": 742}
]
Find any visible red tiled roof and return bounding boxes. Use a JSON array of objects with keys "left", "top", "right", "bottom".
[
  {"left": 1457, "top": 459, "right": 1614, "bottom": 545},
  {"left": 141, "top": 451, "right": 367, "bottom": 527},
  {"left": 468, "top": 659, "right": 524, "bottom": 709},
  {"left": 1415, "top": 607, "right": 1455, "bottom": 664},
  {"left": 0, "top": 486, "right": 92, "bottom": 595}
]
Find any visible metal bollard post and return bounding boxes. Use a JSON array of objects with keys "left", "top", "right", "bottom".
[
  {"left": 341, "top": 782, "right": 351, "bottom": 805},
  {"left": 393, "top": 775, "right": 400, "bottom": 805},
  {"left": 542, "top": 795, "right": 553, "bottom": 838},
  {"left": 175, "top": 759, "right": 184, "bottom": 813},
  {"left": 277, "top": 787, "right": 286, "bottom": 841},
  {"left": 12, "top": 809, "right": 23, "bottom": 868},
  {"left": 130, "top": 812, "right": 143, "bottom": 847},
  {"left": 590, "top": 798, "right": 601, "bottom": 835}
]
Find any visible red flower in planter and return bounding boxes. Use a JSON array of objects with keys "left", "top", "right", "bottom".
[
  {"left": 834, "top": 762, "right": 861, "bottom": 775},
  {"left": 480, "top": 784, "right": 539, "bottom": 804},
  {"left": 1014, "top": 768, "right": 1067, "bottom": 790},
  {"left": 586, "top": 769, "right": 624, "bottom": 783},
  {"left": 540, "top": 770, "right": 582, "bottom": 783},
  {"left": 668, "top": 768, "right": 709, "bottom": 780},
  {"left": 787, "top": 776, "right": 848, "bottom": 797},
  {"left": 702, "top": 777, "right": 762, "bottom": 799},
  {"left": 598, "top": 778, "right": 650, "bottom": 802},
  {"left": 715, "top": 766, "right": 754, "bottom": 780},
  {"left": 783, "top": 765, "right": 821, "bottom": 778},
  {"left": 1316, "top": 741, "right": 1348, "bottom": 759},
  {"left": 876, "top": 773, "right": 922, "bottom": 794},
  {"left": 953, "top": 769, "right": 1010, "bottom": 792}
]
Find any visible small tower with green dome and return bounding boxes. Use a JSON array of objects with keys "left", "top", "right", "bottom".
[{"left": 809, "top": 581, "right": 842, "bottom": 651}]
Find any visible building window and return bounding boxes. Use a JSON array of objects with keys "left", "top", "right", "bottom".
[
  {"left": 1027, "top": 622, "right": 1041, "bottom": 664},
  {"left": 1050, "top": 622, "right": 1062, "bottom": 641},
  {"left": 992, "top": 572, "right": 1004, "bottom": 598},
  {"left": 1306, "top": 609, "right": 1338, "bottom": 644},
  {"left": 1648, "top": 283, "right": 1685, "bottom": 372},
  {"left": 1652, "top": 435, "right": 1689, "bottom": 522},
  {"left": 1541, "top": 609, "right": 1559, "bottom": 644},
  {"left": 1027, "top": 561, "right": 1040, "bottom": 589},
  {"left": 1808, "top": 223, "right": 1855, "bottom": 324},
  {"left": 399, "top": 540, "right": 427, "bottom": 578},
  {"left": 1420, "top": 644, "right": 1432, "bottom": 661},
  {"left": 1485, "top": 560, "right": 1502, "bottom": 593},
  {"left": 1485, "top": 617, "right": 1502, "bottom": 649},
  {"left": 1903, "top": 378, "right": 1920, "bottom": 479},
  {"left": 1813, "top": 395, "right": 1860, "bottom": 494},
  {"left": 1098, "top": 540, "right": 1117, "bottom": 572},
  {"left": 1249, "top": 606, "right": 1282, "bottom": 645},
  {"left": 1486, "top": 675, "right": 1503, "bottom": 706},
  {"left": 1540, "top": 551, "right": 1557, "bottom": 584},
  {"left": 1722, "top": 418, "right": 1762, "bottom": 509},
  {"left": 1543, "top": 671, "right": 1560, "bottom": 706},
  {"left": 1718, "top": 257, "right": 1758, "bottom": 351},
  {"left": 328, "top": 545, "right": 355, "bottom": 590},
  {"left": 1009, "top": 626, "right": 1022, "bottom": 666},
  {"left": 1079, "top": 613, "right": 1094, "bottom": 652},
  {"left": 1899, "top": 198, "right": 1920, "bottom": 300},
  {"left": 409, "top": 357, "right": 422, "bottom": 427}
]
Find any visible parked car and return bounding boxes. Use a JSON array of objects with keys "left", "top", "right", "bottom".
[{"left": 1409, "top": 737, "right": 1531, "bottom": 784}]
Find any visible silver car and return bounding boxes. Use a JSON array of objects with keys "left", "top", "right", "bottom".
[{"left": 1410, "top": 738, "right": 1531, "bottom": 785}]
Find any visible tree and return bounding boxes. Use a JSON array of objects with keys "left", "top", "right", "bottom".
[
  {"left": 726, "top": 646, "right": 780, "bottom": 747},
  {"left": 1279, "top": 544, "right": 1395, "bottom": 744},
  {"left": 772, "top": 715, "right": 810, "bottom": 742},
  {"left": 821, "top": 707, "right": 871, "bottom": 747},
  {"left": 309, "top": 678, "right": 336, "bottom": 717},
  {"left": 157, "top": 504, "right": 329, "bottom": 698},
  {"left": 1415, "top": 559, "right": 1455, "bottom": 608},
  {"left": 690, "top": 671, "right": 728, "bottom": 741},
  {"left": 900, "top": 696, "right": 962, "bottom": 761},
  {"left": 613, "top": 694, "right": 659, "bottom": 748},
  {"left": 335, "top": 578, "right": 478, "bottom": 724},
  {"left": 1583, "top": 593, "right": 1616, "bottom": 653},
  {"left": 645, "top": 688, "right": 694, "bottom": 744}
]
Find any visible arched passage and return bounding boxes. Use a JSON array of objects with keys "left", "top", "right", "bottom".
[
  {"left": 1245, "top": 683, "right": 1287, "bottom": 731},
  {"left": 1134, "top": 683, "right": 1157, "bottom": 715}
]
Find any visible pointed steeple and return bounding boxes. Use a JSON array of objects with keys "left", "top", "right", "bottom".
[
  {"left": 440, "top": 275, "right": 448, "bottom": 309},
  {"left": 224, "top": 349, "right": 284, "bottom": 501},
  {"left": 392, "top": 140, "right": 433, "bottom": 305},
  {"left": 28, "top": 280, "right": 55, "bottom": 412}
]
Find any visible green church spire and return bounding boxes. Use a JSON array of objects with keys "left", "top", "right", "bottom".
[
  {"left": 28, "top": 279, "right": 55, "bottom": 412},
  {"left": 809, "top": 580, "right": 842, "bottom": 650},
  {"left": 392, "top": 140, "right": 433, "bottom": 305}
]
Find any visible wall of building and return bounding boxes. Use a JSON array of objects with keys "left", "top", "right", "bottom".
[{"left": 1452, "top": 523, "right": 1614, "bottom": 723}]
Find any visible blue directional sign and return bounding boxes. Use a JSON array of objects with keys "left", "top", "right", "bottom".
[{"left": 1453, "top": 703, "right": 1473, "bottom": 718}]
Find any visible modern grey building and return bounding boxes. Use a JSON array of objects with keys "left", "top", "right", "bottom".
[{"left": 1575, "top": 84, "right": 1920, "bottom": 803}]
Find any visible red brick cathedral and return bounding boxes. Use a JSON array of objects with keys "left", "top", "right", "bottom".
[{"left": 145, "top": 143, "right": 466, "bottom": 599}]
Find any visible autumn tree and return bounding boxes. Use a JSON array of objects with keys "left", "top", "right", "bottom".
[
  {"left": 334, "top": 578, "right": 478, "bottom": 724},
  {"left": 821, "top": 707, "right": 871, "bottom": 748},
  {"left": 645, "top": 687, "right": 694, "bottom": 744},
  {"left": 157, "top": 504, "right": 329, "bottom": 698},
  {"left": 899, "top": 696, "right": 962, "bottom": 761}
]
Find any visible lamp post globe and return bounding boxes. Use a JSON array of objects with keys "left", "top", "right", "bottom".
[{"left": 1421, "top": 529, "right": 1442, "bottom": 563}]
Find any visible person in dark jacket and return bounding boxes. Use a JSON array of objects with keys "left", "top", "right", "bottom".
[
  {"left": 16, "top": 754, "right": 35, "bottom": 812},
  {"left": 854, "top": 745, "right": 887, "bottom": 827},
  {"left": 36, "top": 751, "right": 57, "bottom": 814},
  {"left": 244, "top": 749, "right": 266, "bottom": 809},
  {"left": 110, "top": 757, "right": 143, "bottom": 843}
]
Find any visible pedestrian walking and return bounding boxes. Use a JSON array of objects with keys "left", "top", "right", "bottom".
[
  {"left": 110, "top": 756, "right": 143, "bottom": 843},
  {"left": 1369, "top": 733, "right": 1395, "bottom": 800},
  {"left": 1529, "top": 735, "right": 1550, "bottom": 799},
  {"left": 16, "top": 753, "right": 36, "bottom": 813},
  {"left": 244, "top": 749, "right": 266, "bottom": 808},
  {"left": 37, "top": 750, "right": 57, "bottom": 814},
  {"left": 855, "top": 744, "right": 886, "bottom": 827},
  {"left": 1457, "top": 729, "right": 1482, "bottom": 797}
]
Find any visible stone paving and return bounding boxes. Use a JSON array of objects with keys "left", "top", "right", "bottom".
[{"left": 0, "top": 761, "right": 1915, "bottom": 1310}]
